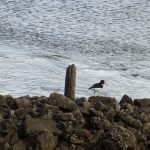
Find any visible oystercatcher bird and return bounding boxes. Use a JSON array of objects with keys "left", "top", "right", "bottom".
[{"left": 88, "top": 80, "right": 108, "bottom": 95}]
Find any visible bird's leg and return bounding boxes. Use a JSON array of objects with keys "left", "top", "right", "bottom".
[
  {"left": 98, "top": 90, "right": 100, "bottom": 96},
  {"left": 94, "top": 90, "right": 96, "bottom": 96}
]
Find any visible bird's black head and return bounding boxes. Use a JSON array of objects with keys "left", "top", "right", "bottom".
[{"left": 100, "top": 80, "right": 105, "bottom": 85}]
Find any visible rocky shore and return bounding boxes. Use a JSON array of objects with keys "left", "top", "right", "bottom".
[{"left": 0, "top": 93, "right": 150, "bottom": 150}]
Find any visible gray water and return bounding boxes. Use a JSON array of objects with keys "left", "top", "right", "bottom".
[{"left": 0, "top": 0, "right": 150, "bottom": 100}]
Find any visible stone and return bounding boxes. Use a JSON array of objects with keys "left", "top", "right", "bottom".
[
  {"left": 89, "top": 108, "right": 103, "bottom": 117},
  {"left": 0, "top": 107, "right": 11, "bottom": 119},
  {"left": 44, "top": 104, "right": 59, "bottom": 112},
  {"left": 130, "top": 111, "right": 148, "bottom": 123},
  {"left": 37, "top": 130, "right": 57, "bottom": 150},
  {"left": 35, "top": 96, "right": 48, "bottom": 104},
  {"left": 139, "top": 106, "right": 150, "bottom": 113},
  {"left": 4, "top": 131, "right": 19, "bottom": 146},
  {"left": 70, "top": 133, "right": 84, "bottom": 144},
  {"left": 16, "top": 97, "right": 31, "bottom": 108},
  {"left": 3, "top": 95, "right": 18, "bottom": 110},
  {"left": 82, "top": 101, "right": 93, "bottom": 111},
  {"left": 72, "top": 110, "right": 85, "bottom": 128},
  {"left": 12, "top": 140, "right": 26, "bottom": 150},
  {"left": 114, "top": 102, "right": 121, "bottom": 112},
  {"left": 134, "top": 98, "right": 150, "bottom": 107},
  {"left": 70, "top": 139, "right": 84, "bottom": 145},
  {"left": 119, "top": 112, "right": 143, "bottom": 129},
  {"left": 89, "top": 130, "right": 104, "bottom": 144},
  {"left": 4, "top": 143, "right": 10, "bottom": 150},
  {"left": 100, "top": 126, "right": 137, "bottom": 150},
  {"left": 48, "top": 93, "right": 78, "bottom": 112},
  {"left": 120, "top": 94, "right": 134, "bottom": 106},
  {"left": 88, "top": 96, "right": 116, "bottom": 109},
  {"left": 61, "top": 113, "right": 75, "bottom": 121},
  {"left": 91, "top": 117, "right": 111, "bottom": 130},
  {"left": 121, "top": 103, "right": 134, "bottom": 113},
  {"left": 105, "top": 106, "right": 116, "bottom": 121},
  {"left": 14, "top": 108, "right": 28, "bottom": 120},
  {"left": 1, "top": 93, "right": 150, "bottom": 149},
  {"left": 41, "top": 104, "right": 59, "bottom": 119},
  {"left": 0, "top": 113, "right": 3, "bottom": 123},
  {"left": 0, "top": 137, "right": 5, "bottom": 149},
  {"left": 25, "top": 118, "right": 61, "bottom": 136},
  {"left": 0, "top": 119, "right": 16, "bottom": 137},
  {"left": 143, "top": 123, "right": 150, "bottom": 138},
  {"left": 0, "top": 95, "right": 8, "bottom": 108},
  {"left": 75, "top": 97, "right": 87, "bottom": 106}
]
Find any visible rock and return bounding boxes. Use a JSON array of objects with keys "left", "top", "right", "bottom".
[
  {"left": 130, "top": 111, "right": 148, "bottom": 123},
  {"left": 4, "top": 131, "right": 19, "bottom": 147},
  {"left": 44, "top": 104, "right": 59, "bottom": 112},
  {"left": 72, "top": 110, "right": 85, "bottom": 128},
  {"left": 42, "top": 104, "right": 59, "bottom": 119},
  {"left": 37, "top": 130, "right": 57, "bottom": 150},
  {"left": 139, "top": 106, "right": 150, "bottom": 113},
  {"left": 70, "top": 133, "right": 84, "bottom": 144},
  {"left": 52, "top": 111, "right": 63, "bottom": 121},
  {"left": 61, "top": 113, "right": 75, "bottom": 121},
  {"left": 75, "top": 97, "right": 93, "bottom": 111},
  {"left": 34, "top": 96, "right": 48, "bottom": 104},
  {"left": 57, "top": 110, "right": 85, "bottom": 130},
  {"left": 16, "top": 97, "right": 31, "bottom": 108},
  {"left": 88, "top": 130, "right": 104, "bottom": 144},
  {"left": 25, "top": 118, "right": 61, "bottom": 136},
  {"left": 82, "top": 101, "right": 93, "bottom": 111},
  {"left": 91, "top": 117, "right": 111, "bottom": 130},
  {"left": 76, "top": 97, "right": 87, "bottom": 106},
  {"left": 78, "top": 101, "right": 93, "bottom": 115},
  {"left": 0, "top": 119, "right": 16, "bottom": 137},
  {"left": 115, "top": 102, "right": 121, "bottom": 112},
  {"left": 0, "top": 113, "right": 3, "bottom": 123},
  {"left": 58, "top": 141, "right": 70, "bottom": 150},
  {"left": 15, "top": 118, "right": 61, "bottom": 149},
  {"left": 143, "top": 123, "right": 150, "bottom": 138},
  {"left": 88, "top": 96, "right": 116, "bottom": 109},
  {"left": 3, "top": 95, "right": 18, "bottom": 110},
  {"left": 105, "top": 106, "right": 116, "bottom": 121},
  {"left": 48, "top": 93, "right": 78, "bottom": 112},
  {"left": 0, "top": 137, "right": 5, "bottom": 149},
  {"left": 120, "top": 94, "right": 134, "bottom": 106},
  {"left": 134, "top": 98, "right": 150, "bottom": 107},
  {"left": 89, "top": 108, "right": 103, "bottom": 117},
  {"left": 0, "top": 107, "right": 11, "bottom": 119},
  {"left": 14, "top": 108, "right": 28, "bottom": 120},
  {"left": 119, "top": 112, "right": 143, "bottom": 129},
  {"left": 12, "top": 140, "right": 26, "bottom": 150},
  {"left": 100, "top": 126, "right": 137, "bottom": 150},
  {"left": 121, "top": 103, "right": 134, "bottom": 113},
  {"left": 4, "top": 142, "right": 10, "bottom": 150},
  {"left": 0, "top": 95, "right": 8, "bottom": 108},
  {"left": 0, "top": 93, "right": 150, "bottom": 149},
  {"left": 88, "top": 98, "right": 107, "bottom": 112},
  {"left": 74, "top": 129, "right": 92, "bottom": 139}
]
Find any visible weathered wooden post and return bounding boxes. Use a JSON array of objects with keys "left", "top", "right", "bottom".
[{"left": 64, "top": 64, "right": 76, "bottom": 100}]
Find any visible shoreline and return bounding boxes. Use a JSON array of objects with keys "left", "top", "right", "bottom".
[{"left": 0, "top": 92, "right": 150, "bottom": 149}]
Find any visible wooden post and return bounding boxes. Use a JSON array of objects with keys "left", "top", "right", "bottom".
[{"left": 64, "top": 64, "right": 76, "bottom": 100}]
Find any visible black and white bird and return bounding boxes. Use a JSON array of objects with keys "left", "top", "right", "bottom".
[{"left": 88, "top": 80, "right": 108, "bottom": 95}]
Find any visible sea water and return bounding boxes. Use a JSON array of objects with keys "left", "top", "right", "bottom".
[{"left": 0, "top": 0, "right": 150, "bottom": 100}]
